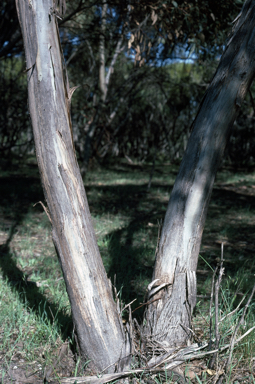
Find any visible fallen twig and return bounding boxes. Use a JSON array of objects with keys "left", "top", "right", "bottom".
[
  {"left": 60, "top": 367, "right": 184, "bottom": 384},
  {"left": 122, "top": 298, "right": 136, "bottom": 313},
  {"left": 219, "top": 295, "right": 246, "bottom": 324},
  {"left": 209, "top": 243, "right": 224, "bottom": 369},
  {"left": 132, "top": 297, "right": 161, "bottom": 313},
  {"left": 209, "top": 264, "right": 218, "bottom": 350},
  {"left": 60, "top": 325, "right": 255, "bottom": 384}
]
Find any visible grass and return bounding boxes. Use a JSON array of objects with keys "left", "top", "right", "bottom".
[{"left": 0, "top": 159, "right": 255, "bottom": 382}]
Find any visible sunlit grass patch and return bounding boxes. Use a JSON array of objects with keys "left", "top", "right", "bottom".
[{"left": 0, "top": 274, "right": 74, "bottom": 381}]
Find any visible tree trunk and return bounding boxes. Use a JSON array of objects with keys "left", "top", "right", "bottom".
[
  {"left": 82, "top": 2, "right": 107, "bottom": 174},
  {"left": 99, "top": 1, "right": 107, "bottom": 102},
  {"left": 16, "top": 0, "right": 130, "bottom": 372},
  {"left": 144, "top": 0, "right": 255, "bottom": 347}
]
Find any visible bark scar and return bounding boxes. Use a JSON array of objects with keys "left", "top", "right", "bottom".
[
  {"left": 147, "top": 282, "right": 171, "bottom": 300},
  {"left": 49, "top": 45, "right": 56, "bottom": 90},
  {"left": 235, "top": 83, "right": 246, "bottom": 108}
]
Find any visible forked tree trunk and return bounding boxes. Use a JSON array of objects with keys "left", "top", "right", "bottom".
[
  {"left": 144, "top": 0, "right": 255, "bottom": 347},
  {"left": 16, "top": 0, "right": 130, "bottom": 372}
]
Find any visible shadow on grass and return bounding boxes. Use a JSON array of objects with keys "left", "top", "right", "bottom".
[
  {"left": 107, "top": 220, "right": 155, "bottom": 321},
  {"left": 87, "top": 178, "right": 255, "bottom": 310},
  {"left": 0, "top": 166, "right": 255, "bottom": 327},
  {"left": 92, "top": 183, "right": 167, "bottom": 319},
  {"left": 86, "top": 182, "right": 171, "bottom": 216},
  {"left": 0, "top": 174, "right": 73, "bottom": 341}
]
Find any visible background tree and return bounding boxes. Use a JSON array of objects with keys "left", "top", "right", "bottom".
[
  {"left": 0, "top": 58, "right": 33, "bottom": 168},
  {"left": 1, "top": 0, "right": 245, "bottom": 168}
]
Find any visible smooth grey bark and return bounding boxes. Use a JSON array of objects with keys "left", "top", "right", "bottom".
[
  {"left": 144, "top": 0, "right": 255, "bottom": 347},
  {"left": 82, "top": 2, "right": 107, "bottom": 175},
  {"left": 16, "top": 0, "right": 130, "bottom": 372},
  {"left": 82, "top": 8, "right": 124, "bottom": 174},
  {"left": 99, "top": 1, "right": 107, "bottom": 102}
]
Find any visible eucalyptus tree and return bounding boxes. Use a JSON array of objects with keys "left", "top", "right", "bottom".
[
  {"left": 143, "top": 0, "right": 255, "bottom": 345},
  {"left": 15, "top": 0, "right": 131, "bottom": 372}
]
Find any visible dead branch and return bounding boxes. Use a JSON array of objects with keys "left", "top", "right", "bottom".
[{"left": 209, "top": 243, "right": 225, "bottom": 369}]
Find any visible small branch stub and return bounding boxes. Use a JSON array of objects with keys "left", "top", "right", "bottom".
[{"left": 33, "top": 201, "right": 52, "bottom": 224}]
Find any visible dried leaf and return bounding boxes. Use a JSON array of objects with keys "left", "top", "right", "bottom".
[
  {"left": 139, "top": 58, "right": 145, "bottom": 67},
  {"left": 206, "top": 369, "right": 216, "bottom": 375},
  {"left": 147, "top": 40, "right": 152, "bottom": 55},
  {"left": 151, "top": 10, "right": 157, "bottom": 25},
  {"left": 55, "top": 0, "right": 66, "bottom": 16},
  {"left": 198, "top": 33, "right": 205, "bottom": 43},
  {"left": 175, "top": 29, "right": 179, "bottom": 39},
  {"left": 128, "top": 33, "right": 134, "bottom": 49},
  {"left": 136, "top": 45, "right": 140, "bottom": 54},
  {"left": 135, "top": 53, "right": 141, "bottom": 62}
]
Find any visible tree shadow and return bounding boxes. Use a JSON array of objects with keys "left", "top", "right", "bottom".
[
  {"left": 86, "top": 177, "right": 255, "bottom": 312},
  {"left": 200, "top": 186, "right": 255, "bottom": 275},
  {"left": 106, "top": 218, "right": 155, "bottom": 321},
  {"left": 90, "top": 182, "right": 170, "bottom": 320},
  {"left": 0, "top": 231, "right": 72, "bottom": 341},
  {"left": 86, "top": 182, "right": 171, "bottom": 216},
  {"left": 0, "top": 174, "right": 73, "bottom": 340}
]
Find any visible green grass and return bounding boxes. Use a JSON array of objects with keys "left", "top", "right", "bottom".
[{"left": 0, "top": 160, "right": 255, "bottom": 382}]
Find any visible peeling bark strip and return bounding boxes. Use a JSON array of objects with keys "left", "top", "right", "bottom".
[
  {"left": 144, "top": 0, "right": 255, "bottom": 346},
  {"left": 16, "top": 0, "right": 130, "bottom": 372}
]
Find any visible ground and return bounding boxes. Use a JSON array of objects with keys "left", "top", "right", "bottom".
[{"left": 0, "top": 160, "right": 254, "bottom": 383}]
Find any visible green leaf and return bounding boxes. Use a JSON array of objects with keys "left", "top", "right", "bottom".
[{"left": 172, "top": 1, "right": 178, "bottom": 7}]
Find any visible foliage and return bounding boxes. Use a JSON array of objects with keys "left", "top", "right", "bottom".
[
  {"left": 0, "top": 57, "right": 33, "bottom": 167},
  {"left": 1, "top": 0, "right": 253, "bottom": 171},
  {"left": 228, "top": 90, "right": 255, "bottom": 167},
  {"left": 0, "top": 0, "right": 22, "bottom": 59},
  {"left": 126, "top": 0, "right": 243, "bottom": 62}
]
